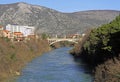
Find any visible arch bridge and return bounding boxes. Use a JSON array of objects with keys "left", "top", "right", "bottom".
[{"left": 47, "top": 38, "right": 80, "bottom": 46}]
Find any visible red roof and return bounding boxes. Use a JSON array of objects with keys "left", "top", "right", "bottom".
[
  {"left": 14, "top": 32, "right": 23, "bottom": 35},
  {"left": 3, "top": 30, "right": 10, "bottom": 33}
]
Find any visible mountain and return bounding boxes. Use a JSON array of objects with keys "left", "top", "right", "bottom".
[{"left": 0, "top": 2, "right": 119, "bottom": 35}]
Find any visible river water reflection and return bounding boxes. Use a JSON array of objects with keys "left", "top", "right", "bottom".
[{"left": 17, "top": 47, "right": 93, "bottom": 82}]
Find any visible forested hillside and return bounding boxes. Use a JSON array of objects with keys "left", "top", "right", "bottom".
[
  {"left": 70, "top": 15, "right": 120, "bottom": 82},
  {"left": 81, "top": 15, "right": 120, "bottom": 64}
]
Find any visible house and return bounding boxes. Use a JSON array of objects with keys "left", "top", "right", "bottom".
[
  {"left": 14, "top": 32, "right": 23, "bottom": 37},
  {"left": 13, "top": 32, "right": 24, "bottom": 41},
  {"left": 2, "top": 30, "right": 11, "bottom": 38},
  {"left": 67, "top": 34, "right": 81, "bottom": 39}
]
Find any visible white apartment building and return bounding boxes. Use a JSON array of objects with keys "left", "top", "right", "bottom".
[{"left": 6, "top": 24, "right": 35, "bottom": 36}]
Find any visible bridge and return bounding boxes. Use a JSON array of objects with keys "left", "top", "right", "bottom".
[{"left": 47, "top": 38, "right": 80, "bottom": 46}]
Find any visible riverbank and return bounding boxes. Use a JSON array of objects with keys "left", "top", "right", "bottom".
[
  {"left": 50, "top": 41, "right": 75, "bottom": 49},
  {"left": 70, "top": 15, "right": 120, "bottom": 82},
  {"left": 17, "top": 47, "right": 93, "bottom": 82},
  {"left": 0, "top": 38, "right": 50, "bottom": 82}
]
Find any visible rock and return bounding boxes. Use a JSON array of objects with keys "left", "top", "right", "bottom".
[{"left": 15, "top": 71, "right": 20, "bottom": 76}]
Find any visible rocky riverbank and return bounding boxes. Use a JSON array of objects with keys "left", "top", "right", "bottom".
[{"left": 0, "top": 38, "right": 50, "bottom": 82}]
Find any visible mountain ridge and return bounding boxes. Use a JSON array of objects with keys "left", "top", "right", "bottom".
[{"left": 0, "top": 2, "right": 119, "bottom": 35}]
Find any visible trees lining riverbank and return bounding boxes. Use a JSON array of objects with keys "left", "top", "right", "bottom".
[{"left": 70, "top": 15, "right": 120, "bottom": 82}]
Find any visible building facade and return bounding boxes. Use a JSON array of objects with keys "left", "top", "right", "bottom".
[{"left": 6, "top": 24, "right": 35, "bottom": 37}]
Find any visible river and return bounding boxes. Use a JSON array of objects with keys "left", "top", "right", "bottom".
[{"left": 16, "top": 47, "right": 93, "bottom": 82}]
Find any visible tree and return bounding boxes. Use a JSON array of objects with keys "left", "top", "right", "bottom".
[{"left": 41, "top": 33, "right": 48, "bottom": 39}]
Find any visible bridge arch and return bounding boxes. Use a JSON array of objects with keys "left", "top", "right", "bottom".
[{"left": 49, "top": 39, "right": 78, "bottom": 46}]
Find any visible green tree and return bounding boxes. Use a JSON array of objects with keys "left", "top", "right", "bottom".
[
  {"left": 81, "top": 15, "right": 120, "bottom": 63},
  {"left": 41, "top": 33, "right": 48, "bottom": 39}
]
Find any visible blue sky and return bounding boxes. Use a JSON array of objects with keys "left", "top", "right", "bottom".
[{"left": 0, "top": 0, "right": 120, "bottom": 12}]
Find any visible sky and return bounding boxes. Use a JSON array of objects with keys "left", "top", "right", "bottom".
[{"left": 0, "top": 0, "right": 120, "bottom": 12}]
